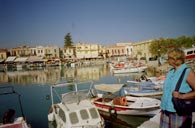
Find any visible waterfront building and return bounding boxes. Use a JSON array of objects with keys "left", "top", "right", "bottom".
[
  {"left": 9, "top": 45, "right": 60, "bottom": 59},
  {"left": 6, "top": 45, "right": 61, "bottom": 69},
  {"left": 105, "top": 45, "right": 126, "bottom": 57},
  {"left": 98, "top": 45, "right": 107, "bottom": 59},
  {"left": 35, "top": 46, "right": 45, "bottom": 57},
  {"left": 75, "top": 42, "right": 100, "bottom": 59},
  {"left": 44, "top": 46, "right": 60, "bottom": 59},
  {"left": 10, "top": 45, "right": 31, "bottom": 57},
  {"left": 3, "top": 39, "right": 156, "bottom": 63},
  {"left": 132, "top": 40, "right": 153, "bottom": 61},
  {"left": 116, "top": 42, "right": 133, "bottom": 56},
  {"left": 0, "top": 49, "right": 8, "bottom": 62},
  {"left": 63, "top": 46, "right": 75, "bottom": 59},
  {"left": 0, "top": 49, "right": 8, "bottom": 71}
]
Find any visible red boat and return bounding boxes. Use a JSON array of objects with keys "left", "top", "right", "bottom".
[
  {"left": 184, "top": 47, "right": 195, "bottom": 61},
  {"left": 91, "top": 84, "right": 161, "bottom": 116}
]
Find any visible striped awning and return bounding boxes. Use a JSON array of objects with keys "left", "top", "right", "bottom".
[
  {"left": 14, "top": 57, "right": 28, "bottom": 62},
  {"left": 5, "top": 56, "right": 16, "bottom": 62}
]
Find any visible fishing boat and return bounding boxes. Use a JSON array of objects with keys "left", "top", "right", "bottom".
[
  {"left": 48, "top": 81, "right": 105, "bottom": 128},
  {"left": 91, "top": 84, "right": 161, "bottom": 117},
  {"left": 0, "top": 86, "right": 30, "bottom": 128}
]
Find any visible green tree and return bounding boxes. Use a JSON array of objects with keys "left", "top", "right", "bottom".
[
  {"left": 192, "top": 35, "right": 195, "bottom": 47},
  {"left": 64, "top": 33, "right": 73, "bottom": 48},
  {"left": 176, "top": 36, "right": 193, "bottom": 48},
  {"left": 149, "top": 35, "right": 195, "bottom": 57}
]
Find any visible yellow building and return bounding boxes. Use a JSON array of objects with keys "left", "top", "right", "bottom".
[
  {"left": 0, "top": 49, "right": 8, "bottom": 61},
  {"left": 132, "top": 40, "right": 153, "bottom": 61},
  {"left": 75, "top": 42, "right": 100, "bottom": 59}
]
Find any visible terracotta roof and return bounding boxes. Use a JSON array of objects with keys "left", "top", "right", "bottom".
[{"left": 0, "top": 49, "right": 8, "bottom": 52}]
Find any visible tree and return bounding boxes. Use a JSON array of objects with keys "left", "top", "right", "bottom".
[
  {"left": 64, "top": 33, "right": 73, "bottom": 48},
  {"left": 149, "top": 35, "right": 195, "bottom": 57}
]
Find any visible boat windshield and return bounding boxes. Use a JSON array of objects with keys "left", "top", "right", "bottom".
[{"left": 62, "top": 90, "right": 88, "bottom": 104}]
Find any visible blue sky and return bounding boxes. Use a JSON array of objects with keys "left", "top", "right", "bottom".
[{"left": 0, "top": 0, "right": 195, "bottom": 49}]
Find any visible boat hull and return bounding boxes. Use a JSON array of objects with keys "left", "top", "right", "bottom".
[
  {"left": 113, "top": 66, "right": 147, "bottom": 74},
  {"left": 94, "top": 101, "right": 160, "bottom": 116}
]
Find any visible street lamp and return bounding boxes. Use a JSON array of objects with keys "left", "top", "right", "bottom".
[{"left": 158, "top": 48, "right": 161, "bottom": 66}]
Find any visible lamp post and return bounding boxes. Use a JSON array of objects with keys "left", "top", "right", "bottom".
[{"left": 158, "top": 47, "right": 161, "bottom": 66}]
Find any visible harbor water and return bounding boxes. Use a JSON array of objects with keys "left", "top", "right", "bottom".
[{"left": 0, "top": 63, "right": 161, "bottom": 128}]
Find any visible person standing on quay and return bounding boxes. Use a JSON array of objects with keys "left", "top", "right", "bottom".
[{"left": 160, "top": 48, "right": 195, "bottom": 128}]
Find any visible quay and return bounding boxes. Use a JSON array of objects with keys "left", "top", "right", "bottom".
[{"left": 138, "top": 112, "right": 195, "bottom": 128}]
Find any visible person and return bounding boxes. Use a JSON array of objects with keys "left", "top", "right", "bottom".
[
  {"left": 119, "top": 84, "right": 127, "bottom": 96},
  {"left": 160, "top": 48, "right": 195, "bottom": 128}
]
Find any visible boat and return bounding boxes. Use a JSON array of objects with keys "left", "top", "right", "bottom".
[
  {"left": 124, "top": 87, "right": 162, "bottom": 97},
  {"left": 109, "top": 61, "right": 148, "bottom": 74},
  {"left": 112, "top": 65, "right": 147, "bottom": 74},
  {"left": 99, "top": 110, "right": 149, "bottom": 128},
  {"left": 125, "top": 76, "right": 163, "bottom": 97},
  {"left": 91, "top": 83, "right": 161, "bottom": 117},
  {"left": 48, "top": 81, "right": 105, "bottom": 128},
  {"left": 184, "top": 47, "right": 195, "bottom": 61},
  {"left": 0, "top": 86, "right": 30, "bottom": 128},
  {"left": 127, "top": 74, "right": 164, "bottom": 88}
]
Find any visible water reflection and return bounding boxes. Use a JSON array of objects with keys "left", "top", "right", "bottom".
[
  {"left": 0, "top": 64, "right": 108, "bottom": 85},
  {"left": 100, "top": 110, "right": 149, "bottom": 128}
]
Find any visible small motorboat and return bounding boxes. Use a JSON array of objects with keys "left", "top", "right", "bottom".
[
  {"left": 112, "top": 66, "right": 148, "bottom": 74},
  {"left": 125, "top": 75, "right": 164, "bottom": 97},
  {"left": 127, "top": 75, "right": 165, "bottom": 86},
  {"left": 48, "top": 81, "right": 105, "bottom": 128},
  {"left": 91, "top": 84, "right": 161, "bottom": 117},
  {"left": 124, "top": 82, "right": 162, "bottom": 97},
  {"left": 0, "top": 86, "right": 30, "bottom": 128}
]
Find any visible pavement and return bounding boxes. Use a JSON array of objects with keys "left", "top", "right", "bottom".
[{"left": 138, "top": 112, "right": 195, "bottom": 128}]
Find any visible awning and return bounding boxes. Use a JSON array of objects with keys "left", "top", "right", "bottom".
[
  {"left": 5, "top": 56, "right": 16, "bottom": 62},
  {"left": 94, "top": 84, "right": 125, "bottom": 93},
  {"left": 27, "top": 56, "right": 44, "bottom": 62},
  {"left": 14, "top": 57, "right": 28, "bottom": 62}
]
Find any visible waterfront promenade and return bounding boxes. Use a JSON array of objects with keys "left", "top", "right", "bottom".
[{"left": 138, "top": 112, "right": 195, "bottom": 128}]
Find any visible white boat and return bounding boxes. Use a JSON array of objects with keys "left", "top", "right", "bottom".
[
  {"left": 112, "top": 66, "right": 147, "bottom": 74},
  {"left": 48, "top": 81, "right": 105, "bottom": 128},
  {"left": 126, "top": 76, "right": 163, "bottom": 97},
  {"left": 127, "top": 75, "right": 165, "bottom": 89},
  {"left": 0, "top": 86, "right": 30, "bottom": 128},
  {"left": 91, "top": 84, "right": 161, "bottom": 116},
  {"left": 124, "top": 88, "right": 162, "bottom": 97}
]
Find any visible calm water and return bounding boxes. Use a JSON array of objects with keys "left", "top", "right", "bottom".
[{"left": 0, "top": 64, "right": 157, "bottom": 128}]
